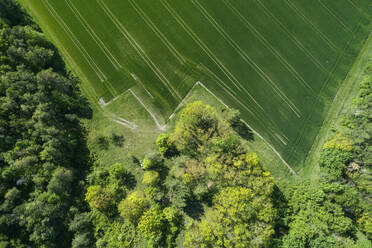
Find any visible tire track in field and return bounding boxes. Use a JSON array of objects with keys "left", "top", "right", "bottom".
[
  {"left": 64, "top": 0, "right": 119, "bottom": 96},
  {"left": 65, "top": 0, "right": 122, "bottom": 70},
  {"left": 286, "top": 18, "right": 362, "bottom": 163},
  {"left": 222, "top": 0, "right": 313, "bottom": 92},
  {"left": 160, "top": 0, "right": 265, "bottom": 112},
  {"left": 197, "top": 63, "right": 286, "bottom": 144},
  {"left": 197, "top": 64, "right": 256, "bottom": 117},
  {"left": 127, "top": 0, "right": 185, "bottom": 65},
  {"left": 160, "top": 0, "right": 247, "bottom": 94},
  {"left": 97, "top": 0, "right": 181, "bottom": 101},
  {"left": 317, "top": 0, "right": 352, "bottom": 33},
  {"left": 41, "top": 0, "right": 109, "bottom": 85},
  {"left": 41, "top": 0, "right": 120, "bottom": 100},
  {"left": 255, "top": 0, "right": 328, "bottom": 73},
  {"left": 346, "top": 0, "right": 371, "bottom": 18},
  {"left": 129, "top": 89, "right": 165, "bottom": 130},
  {"left": 284, "top": 0, "right": 339, "bottom": 51},
  {"left": 192, "top": 0, "right": 301, "bottom": 117}
]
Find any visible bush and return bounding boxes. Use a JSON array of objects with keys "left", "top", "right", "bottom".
[
  {"left": 142, "top": 153, "right": 163, "bottom": 170},
  {"left": 142, "top": 171, "right": 160, "bottom": 186},
  {"left": 118, "top": 191, "right": 148, "bottom": 224},
  {"left": 156, "top": 133, "right": 177, "bottom": 157}
]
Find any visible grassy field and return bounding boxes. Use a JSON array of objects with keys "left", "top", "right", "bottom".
[
  {"left": 302, "top": 29, "right": 372, "bottom": 180},
  {"left": 20, "top": 0, "right": 372, "bottom": 168}
]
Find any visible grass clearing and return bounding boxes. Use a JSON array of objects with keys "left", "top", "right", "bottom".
[{"left": 20, "top": 0, "right": 372, "bottom": 168}]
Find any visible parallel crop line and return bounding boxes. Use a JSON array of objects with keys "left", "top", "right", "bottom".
[
  {"left": 130, "top": 73, "right": 154, "bottom": 99},
  {"left": 197, "top": 64, "right": 236, "bottom": 94},
  {"left": 284, "top": 0, "right": 339, "bottom": 51},
  {"left": 97, "top": 0, "right": 181, "bottom": 100},
  {"left": 346, "top": 0, "right": 369, "bottom": 17},
  {"left": 197, "top": 64, "right": 256, "bottom": 116},
  {"left": 64, "top": 0, "right": 118, "bottom": 96},
  {"left": 160, "top": 0, "right": 245, "bottom": 93},
  {"left": 223, "top": 0, "right": 313, "bottom": 92},
  {"left": 317, "top": 0, "right": 352, "bottom": 33},
  {"left": 255, "top": 0, "right": 328, "bottom": 73},
  {"left": 65, "top": 0, "right": 122, "bottom": 70},
  {"left": 290, "top": 17, "right": 362, "bottom": 161},
  {"left": 41, "top": 0, "right": 108, "bottom": 84},
  {"left": 42, "top": 0, "right": 119, "bottom": 100},
  {"left": 192, "top": 0, "right": 301, "bottom": 117},
  {"left": 160, "top": 0, "right": 265, "bottom": 112},
  {"left": 197, "top": 63, "right": 279, "bottom": 130},
  {"left": 128, "top": 0, "right": 185, "bottom": 64}
]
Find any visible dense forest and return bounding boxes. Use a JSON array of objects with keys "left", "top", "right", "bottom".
[
  {"left": 0, "top": 1, "right": 371, "bottom": 247},
  {"left": 0, "top": 1, "right": 93, "bottom": 247}
]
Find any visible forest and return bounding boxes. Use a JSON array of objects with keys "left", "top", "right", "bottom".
[{"left": 0, "top": 1, "right": 371, "bottom": 248}]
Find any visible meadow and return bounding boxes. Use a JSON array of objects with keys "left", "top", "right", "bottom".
[{"left": 20, "top": 0, "right": 372, "bottom": 169}]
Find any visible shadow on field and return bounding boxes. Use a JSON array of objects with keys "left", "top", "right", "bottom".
[{"left": 233, "top": 120, "right": 254, "bottom": 141}]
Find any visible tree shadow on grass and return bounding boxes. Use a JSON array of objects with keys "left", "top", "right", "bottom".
[
  {"left": 97, "top": 136, "right": 109, "bottom": 150},
  {"left": 111, "top": 133, "right": 125, "bottom": 147},
  {"left": 232, "top": 120, "right": 254, "bottom": 141}
]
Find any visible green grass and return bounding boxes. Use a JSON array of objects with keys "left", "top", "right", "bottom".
[{"left": 20, "top": 0, "right": 372, "bottom": 168}]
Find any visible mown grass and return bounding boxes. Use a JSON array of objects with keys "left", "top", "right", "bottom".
[{"left": 20, "top": 0, "right": 372, "bottom": 168}]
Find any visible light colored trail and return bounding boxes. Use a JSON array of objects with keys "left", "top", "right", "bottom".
[
  {"left": 160, "top": 0, "right": 265, "bottom": 112},
  {"left": 97, "top": 0, "right": 182, "bottom": 101},
  {"left": 65, "top": 0, "right": 122, "bottom": 70},
  {"left": 222, "top": 0, "right": 313, "bottom": 92},
  {"left": 128, "top": 0, "right": 185, "bottom": 64},
  {"left": 317, "top": 0, "right": 352, "bottom": 33},
  {"left": 129, "top": 89, "right": 166, "bottom": 131},
  {"left": 130, "top": 73, "right": 154, "bottom": 99},
  {"left": 284, "top": 0, "right": 339, "bottom": 51},
  {"left": 112, "top": 117, "right": 137, "bottom": 129},
  {"left": 191, "top": 0, "right": 301, "bottom": 118},
  {"left": 41, "top": 0, "right": 108, "bottom": 84},
  {"left": 255, "top": 0, "right": 328, "bottom": 73}
]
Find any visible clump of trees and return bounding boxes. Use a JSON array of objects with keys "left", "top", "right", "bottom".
[
  {"left": 83, "top": 101, "right": 278, "bottom": 247},
  {"left": 0, "top": 1, "right": 93, "bottom": 247}
]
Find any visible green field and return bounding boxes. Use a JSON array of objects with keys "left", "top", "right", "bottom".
[{"left": 20, "top": 0, "right": 372, "bottom": 167}]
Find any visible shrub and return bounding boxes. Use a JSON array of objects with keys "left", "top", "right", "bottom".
[{"left": 142, "top": 171, "right": 160, "bottom": 186}]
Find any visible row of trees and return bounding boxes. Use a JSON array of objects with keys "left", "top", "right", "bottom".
[{"left": 0, "top": 1, "right": 93, "bottom": 247}]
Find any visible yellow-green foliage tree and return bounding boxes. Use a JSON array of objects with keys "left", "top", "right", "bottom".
[
  {"left": 118, "top": 191, "right": 148, "bottom": 224},
  {"left": 171, "top": 101, "right": 218, "bottom": 156},
  {"left": 142, "top": 171, "right": 160, "bottom": 186},
  {"left": 85, "top": 185, "right": 113, "bottom": 212},
  {"left": 137, "top": 208, "right": 165, "bottom": 247},
  {"left": 319, "top": 134, "right": 353, "bottom": 180}
]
